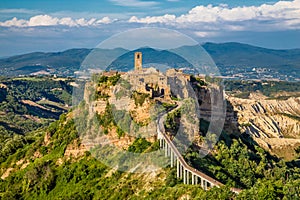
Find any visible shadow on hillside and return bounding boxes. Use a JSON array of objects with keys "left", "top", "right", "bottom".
[{"left": 0, "top": 121, "right": 23, "bottom": 135}]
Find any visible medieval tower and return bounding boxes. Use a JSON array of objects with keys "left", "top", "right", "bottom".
[{"left": 134, "top": 52, "right": 142, "bottom": 71}]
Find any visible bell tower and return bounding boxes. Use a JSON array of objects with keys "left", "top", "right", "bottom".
[{"left": 134, "top": 52, "right": 142, "bottom": 71}]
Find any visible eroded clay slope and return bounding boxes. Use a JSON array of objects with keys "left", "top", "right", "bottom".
[{"left": 227, "top": 94, "right": 300, "bottom": 159}]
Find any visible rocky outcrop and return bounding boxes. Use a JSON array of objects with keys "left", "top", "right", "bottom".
[
  {"left": 227, "top": 95, "right": 300, "bottom": 139},
  {"left": 1, "top": 168, "right": 14, "bottom": 180},
  {"left": 64, "top": 139, "right": 87, "bottom": 160},
  {"left": 227, "top": 94, "right": 300, "bottom": 159}
]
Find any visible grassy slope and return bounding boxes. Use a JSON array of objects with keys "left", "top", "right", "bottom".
[
  {"left": 0, "top": 114, "right": 235, "bottom": 200},
  {"left": 1, "top": 110, "right": 300, "bottom": 199}
]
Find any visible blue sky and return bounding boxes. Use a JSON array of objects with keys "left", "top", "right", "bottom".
[
  {"left": 0, "top": 0, "right": 278, "bottom": 16},
  {"left": 0, "top": 0, "right": 300, "bottom": 57}
]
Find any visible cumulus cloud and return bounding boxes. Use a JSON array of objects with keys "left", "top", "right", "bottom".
[
  {"left": 1, "top": 0, "right": 300, "bottom": 32},
  {"left": 129, "top": 0, "right": 300, "bottom": 30},
  {"left": 96, "top": 17, "right": 112, "bottom": 24},
  {"left": 28, "top": 15, "right": 59, "bottom": 26},
  {"left": 0, "top": 17, "right": 28, "bottom": 27},
  {"left": 129, "top": 14, "right": 176, "bottom": 24},
  {"left": 0, "top": 15, "right": 113, "bottom": 27}
]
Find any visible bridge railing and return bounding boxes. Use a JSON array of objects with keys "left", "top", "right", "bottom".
[{"left": 156, "top": 109, "right": 241, "bottom": 194}]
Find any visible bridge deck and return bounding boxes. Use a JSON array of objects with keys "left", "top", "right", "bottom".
[{"left": 157, "top": 107, "right": 241, "bottom": 194}]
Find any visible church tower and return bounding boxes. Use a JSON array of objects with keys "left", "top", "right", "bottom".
[{"left": 134, "top": 52, "right": 142, "bottom": 71}]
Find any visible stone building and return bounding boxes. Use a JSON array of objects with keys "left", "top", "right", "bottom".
[
  {"left": 123, "top": 52, "right": 172, "bottom": 99},
  {"left": 124, "top": 52, "right": 193, "bottom": 100},
  {"left": 134, "top": 52, "right": 142, "bottom": 71},
  {"left": 98, "top": 52, "right": 191, "bottom": 100}
]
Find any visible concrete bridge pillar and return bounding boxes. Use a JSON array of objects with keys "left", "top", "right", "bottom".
[
  {"left": 201, "top": 179, "right": 208, "bottom": 190},
  {"left": 180, "top": 164, "right": 183, "bottom": 178},
  {"left": 183, "top": 169, "right": 186, "bottom": 184},
  {"left": 176, "top": 160, "right": 180, "bottom": 178},
  {"left": 192, "top": 173, "right": 195, "bottom": 185},
  {"left": 165, "top": 142, "right": 168, "bottom": 157},
  {"left": 170, "top": 151, "right": 174, "bottom": 167},
  {"left": 186, "top": 171, "right": 189, "bottom": 185}
]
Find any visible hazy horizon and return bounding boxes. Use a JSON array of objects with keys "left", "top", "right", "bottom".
[
  {"left": 2, "top": 40, "right": 300, "bottom": 59},
  {"left": 1, "top": 0, "right": 300, "bottom": 57}
]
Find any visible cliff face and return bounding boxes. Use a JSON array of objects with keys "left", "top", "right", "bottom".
[
  {"left": 86, "top": 73, "right": 300, "bottom": 160},
  {"left": 227, "top": 93, "right": 300, "bottom": 159},
  {"left": 227, "top": 95, "right": 300, "bottom": 138}
]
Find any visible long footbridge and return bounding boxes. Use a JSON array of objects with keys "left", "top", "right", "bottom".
[{"left": 156, "top": 110, "right": 241, "bottom": 194}]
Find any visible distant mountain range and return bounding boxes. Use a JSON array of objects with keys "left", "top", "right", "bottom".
[
  {"left": 0, "top": 42, "right": 299, "bottom": 80},
  {"left": 0, "top": 48, "right": 91, "bottom": 76},
  {"left": 108, "top": 47, "right": 193, "bottom": 72},
  {"left": 203, "top": 42, "right": 300, "bottom": 69}
]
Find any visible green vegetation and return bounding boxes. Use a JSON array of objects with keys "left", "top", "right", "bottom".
[
  {"left": 0, "top": 111, "right": 237, "bottom": 199},
  {"left": 170, "top": 96, "right": 180, "bottom": 101},
  {"left": 161, "top": 102, "right": 176, "bottom": 110},
  {"left": 96, "top": 102, "right": 115, "bottom": 129},
  {"left": 132, "top": 91, "right": 149, "bottom": 106},
  {"left": 93, "top": 102, "right": 132, "bottom": 138},
  {"left": 1, "top": 74, "right": 300, "bottom": 199},
  {"left": 165, "top": 109, "right": 181, "bottom": 134},
  {"left": 1, "top": 104, "right": 300, "bottom": 199},
  {"left": 0, "top": 76, "right": 72, "bottom": 158},
  {"left": 127, "top": 138, "right": 151, "bottom": 153},
  {"left": 225, "top": 80, "right": 300, "bottom": 99},
  {"left": 190, "top": 75, "right": 207, "bottom": 87},
  {"left": 116, "top": 126, "right": 125, "bottom": 138},
  {"left": 1, "top": 76, "right": 73, "bottom": 104},
  {"left": 94, "top": 91, "right": 110, "bottom": 100},
  {"left": 92, "top": 73, "right": 121, "bottom": 87},
  {"left": 93, "top": 74, "right": 121, "bottom": 100},
  {"left": 184, "top": 129, "right": 300, "bottom": 199}
]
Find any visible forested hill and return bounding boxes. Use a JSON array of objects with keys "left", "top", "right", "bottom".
[
  {"left": 0, "top": 49, "right": 91, "bottom": 76},
  {"left": 1, "top": 108, "right": 300, "bottom": 199},
  {"left": 0, "top": 76, "right": 73, "bottom": 162},
  {"left": 0, "top": 42, "right": 299, "bottom": 79},
  {"left": 202, "top": 42, "right": 300, "bottom": 69}
]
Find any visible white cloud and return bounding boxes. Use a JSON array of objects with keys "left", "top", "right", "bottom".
[
  {"left": 129, "top": 0, "right": 300, "bottom": 30},
  {"left": 59, "top": 17, "right": 77, "bottom": 27},
  {"left": 0, "top": 15, "right": 113, "bottom": 27},
  {"left": 28, "top": 15, "right": 59, "bottom": 26},
  {"left": 109, "top": 0, "right": 159, "bottom": 7},
  {"left": 129, "top": 14, "right": 176, "bottom": 24},
  {"left": 96, "top": 17, "right": 112, "bottom": 24},
  {"left": 1, "top": 0, "right": 300, "bottom": 32},
  {"left": 0, "top": 17, "right": 28, "bottom": 27}
]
